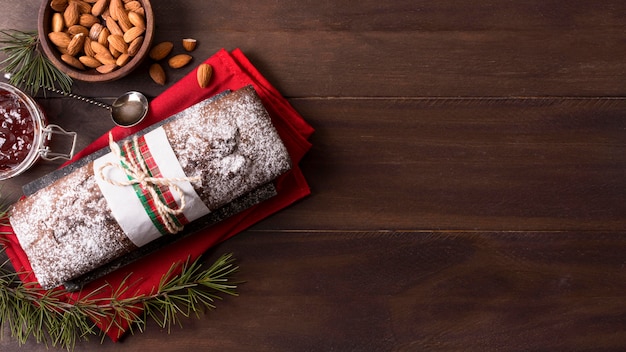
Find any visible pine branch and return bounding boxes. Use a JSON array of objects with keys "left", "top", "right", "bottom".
[
  {"left": 0, "top": 29, "right": 72, "bottom": 95},
  {"left": 0, "top": 200, "right": 240, "bottom": 350}
]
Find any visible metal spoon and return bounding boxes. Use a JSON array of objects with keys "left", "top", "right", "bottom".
[{"left": 3, "top": 73, "right": 149, "bottom": 127}]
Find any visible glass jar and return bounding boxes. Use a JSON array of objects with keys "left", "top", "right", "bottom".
[{"left": 0, "top": 82, "right": 77, "bottom": 180}]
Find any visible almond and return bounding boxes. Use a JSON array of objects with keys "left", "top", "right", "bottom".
[
  {"left": 123, "top": 26, "right": 144, "bottom": 43},
  {"left": 124, "top": 0, "right": 141, "bottom": 11},
  {"left": 79, "top": 13, "right": 99, "bottom": 27},
  {"left": 68, "top": 24, "right": 89, "bottom": 37},
  {"left": 116, "top": 53, "right": 131, "bottom": 66},
  {"left": 90, "top": 40, "right": 110, "bottom": 55},
  {"left": 108, "top": 0, "right": 124, "bottom": 21},
  {"left": 88, "top": 22, "right": 104, "bottom": 41},
  {"left": 196, "top": 63, "right": 212, "bottom": 88},
  {"left": 79, "top": 55, "right": 102, "bottom": 68},
  {"left": 61, "top": 53, "right": 85, "bottom": 70},
  {"left": 96, "top": 63, "right": 118, "bottom": 74},
  {"left": 105, "top": 16, "right": 123, "bottom": 36},
  {"left": 66, "top": 33, "right": 85, "bottom": 56},
  {"left": 91, "top": 0, "right": 108, "bottom": 16},
  {"left": 95, "top": 52, "right": 117, "bottom": 65},
  {"left": 51, "top": 0, "right": 69, "bottom": 12},
  {"left": 107, "top": 34, "right": 127, "bottom": 53},
  {"left": 127, "top": 11, "right": 145, "bottom": 29},
  {"left": 149, "top": 41, "right": 173, "bottom": 61},
  {"left": 182, "top": 38, "right": 197, "bottom": 52},
  {"left": 168, "top": 54, "right": 192, "bottom": 69},
  {"left": 51, "top": 13, "right": 65, "bottom": 32},
  {"left": 64, "top": 2, "right": 80, "bottom": 26},
  {"left": 71, "top": 0, "right": 92, "bottom": 14},
  {"left": 117, "top": 11, "right": 133, "bottom": 32},
  {"left": 149, "top": 63, "right": 166, "bottom": 85},
  {"left": 97, "top": 27, "right": 110, "bottom": 46},
  {"left": 49, "top": 31, "right": 72, "bottom": 48},
  {"left": 127, "top": 35, "right": 143, "bottom": 56},
  {"left": 84, "top": 37, "right": 97, "bottom": 56}
]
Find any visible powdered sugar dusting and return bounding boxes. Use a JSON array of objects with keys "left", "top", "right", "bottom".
[{"left": 9, "top": 86, "right": 292, "bottom": 289}]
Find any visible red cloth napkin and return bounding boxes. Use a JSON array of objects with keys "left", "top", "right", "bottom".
[{"left": 0, "top": 48, "right": 314, "bottom": 341}]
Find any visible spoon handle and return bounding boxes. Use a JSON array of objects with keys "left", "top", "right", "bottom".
[
  {"left": 3, "top": 72, "right": 111, "bottom": 110},
  {"left": 41, "top": 85, "right": 112, "bottom": 111}
]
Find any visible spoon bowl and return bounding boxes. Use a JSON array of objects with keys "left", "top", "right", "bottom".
[{"left": 111, "top": 91, "right": 149, "bottom": 127}]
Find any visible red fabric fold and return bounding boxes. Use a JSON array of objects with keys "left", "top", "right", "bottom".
[{"left": 0, "top": 49, "right": 313, "bottom": 341}]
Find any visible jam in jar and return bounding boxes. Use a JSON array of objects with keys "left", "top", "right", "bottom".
[
  {"left": 0, "top": 82, "right": 76, "bottom": 180},
  {"left": 0, "top": 87, "right": 37, "bottom": 171}
]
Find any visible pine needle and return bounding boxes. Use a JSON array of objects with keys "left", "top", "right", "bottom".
[{"left": 0, "top": 29, "right": 72, "bottom": 95}]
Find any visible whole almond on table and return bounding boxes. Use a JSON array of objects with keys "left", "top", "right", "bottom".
[
  {"left": 168, "top": 54, "right": 192, "bottom": 69},
  {"left": 149, "top": 41, "right": 173, "bottom": 61},
  {"left": 149, "top": 63, "right": 166, "bottom": 85},
  {"left": 196, "top": 63, "right": 212, "bottom": 88},
  {"left": 182, "top": 38, "right": 197, "bottom": 52}
]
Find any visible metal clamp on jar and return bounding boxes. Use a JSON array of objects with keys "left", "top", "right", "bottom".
[{"left": 0, "top": 82, "right": 77, "bottom": 180}]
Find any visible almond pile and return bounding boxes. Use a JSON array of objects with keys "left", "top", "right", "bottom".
[{"left": 48, "top": 0, "right": 146, "bottom": 74}]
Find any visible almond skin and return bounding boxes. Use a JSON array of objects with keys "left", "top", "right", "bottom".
[
  {"left": 123, "top": 26, "right": 145, "bottom": 43},
  {"left": 196, "top": 63, "right": 212, "bottom": 88},
  {"left": 49, "top": 31, "right": 72, "bottom": 48},
  {"left": 66, "top": 33, "right": 86, "bottom": 56},
  {"left": 96, "top": 63, "right": 118, "bottom": 74},
  {"left": 149, "top": 63, "right": 166, "bottom": 85},
  {"left": 63, "top": 2, "right": 80, "bottom": 27},
  {"left": 91, "top": 0, "right": 109, "bottom": 16},
  {"left": 127, "top": 35, "right": 143, "bottom": 56},
  {"left": 51, "top": 0, "right": 69, "bottom": 12},
  {"left": 168, "top": 54, "right": 192, "bottom": 69},
  {"left": 107, "top": 34, "right": 128, "bottom": 53},
  {"left": 52, "top": 13, "right": 65, "bottom": 32},
  {"left": 79, "top": 55, "right": 103, "bottom": 68},
  {"left": 61, "top": 53, "right": 85, "bottom": 70},
  {"left": 149, "top": 41, "right": 173, "bottom": 61},
  {"left": 182, "top": 38, "right": 197, "bottom": 52}
]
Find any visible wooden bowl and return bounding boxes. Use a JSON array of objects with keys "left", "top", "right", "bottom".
[{"left": 38, "top": 0, "right": 154, "bottom": 83}]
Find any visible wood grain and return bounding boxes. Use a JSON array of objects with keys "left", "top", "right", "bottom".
[{"left": 0, "top": 0, "right": 625, "bottom": 350}]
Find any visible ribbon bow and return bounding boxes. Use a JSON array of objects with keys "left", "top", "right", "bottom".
[{"left": 98, "top": 133, "right": 200, "bottom": 234}]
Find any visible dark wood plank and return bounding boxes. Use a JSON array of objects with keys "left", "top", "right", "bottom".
[
  {"left": 2, "top": 1, "right": 626, "bottom": 98},
  {"left": 3, "top": 230, "right": 626, "bottom": 351},
  {"left": 257, "top": 97, "right": 626, "bottom": 232}
]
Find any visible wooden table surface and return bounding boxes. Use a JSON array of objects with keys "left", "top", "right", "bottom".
[{"left": 1, "top": 1, "right": 626, "bottom": 351}]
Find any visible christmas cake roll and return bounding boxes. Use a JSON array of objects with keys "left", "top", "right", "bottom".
[{"left": 9, "top": 86, "right": 291, "bottom": 289}]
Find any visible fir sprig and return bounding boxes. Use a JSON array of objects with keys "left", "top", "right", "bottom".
[
  {"left": 0, "top": 201, "right": 240, "bottom": 350},
  {"left": 0, "top": 29, "right": 72, "bottom": 95}
]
